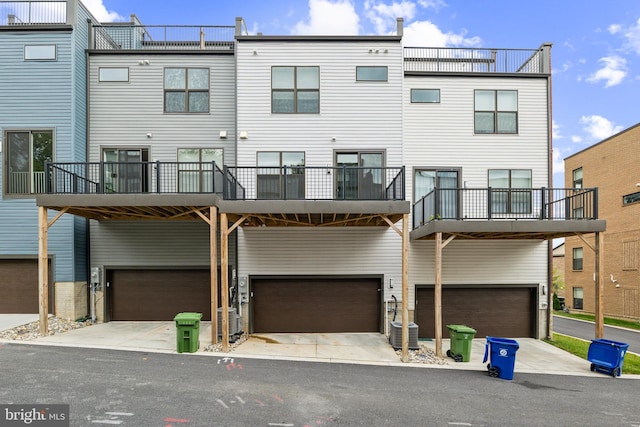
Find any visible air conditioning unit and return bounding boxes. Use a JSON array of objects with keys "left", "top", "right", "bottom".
[
  {"left": 389, "top": 321, "right": 419, "bottom": 350},
  {"left": 217, "top": 307, "right": 239, "bottom": 336}
]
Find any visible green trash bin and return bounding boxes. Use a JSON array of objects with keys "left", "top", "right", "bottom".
[
  {"left": 446, "top": 324, "right": 477, "bottom": 362},
  {"left": 174, "top": 312, "right": 202, "bottom": 353}
]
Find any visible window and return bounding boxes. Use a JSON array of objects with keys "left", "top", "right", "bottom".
[
  {"left": 411, "top": 89, "right": 440, "bottom": 103},
  {"left": 356, "top": 66, "right": 388, "bottom": 81},
  {"left": 99, "top": 67, "right": 129, "bottom": 82},
  {"left": 623, "top": 240, "right": 638, "bottom": 270},
  {"left": 164, "top": 68, "right": 209, "bottom": 113},
  {"left": 573, "top": 287, "right": 583, "bottom": 310},
  {"left": 474, "top": 90, "right": 517, "bottom": 134},
  {"left": 488, "top": 169, "right": 532, "bottom": 214},
  {"left": 271, "top": 66, "right": 319, "bottom": 113},
  {"left": 102, "top": 148, "right": 149, "bottom": 193},
  {"left": 257, "top": 152, "right": 305, "bottom": 199},
  {"left": 623, "top": 191, "right": 640, "bottom": 205},
  {"left": 178, "top": 148, "right": 223, "bottom": 193},
  {"left": 572, "top": 168, "right": 583, "bottom": 189},
  {"left": 335, "top": 152, "right": 384, "bottom": 200},
  {"left": 4, "top": 130, "right": 53, "bottom": 195},
  {"left": 572, "top": 247, "right": 583, "bottom": 271},
  {"left": 414, "top": 169, "right": 459, "bottom": 221},
  {"left": 24, "top": 45, "right": 56, "bottom": 60}
]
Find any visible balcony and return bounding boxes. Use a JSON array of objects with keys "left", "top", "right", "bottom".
[
  {"left": 39, "top": 162, "right": 409, "bottom": 226},
  {"left": 1, "top": 1, "right": 67, "bottom": 25},
  {"left": 404, "top": 45, "right": 551, "bottom": 75},
  {"left": 411, "top": 187, "right": 605, "bottom": 240}
]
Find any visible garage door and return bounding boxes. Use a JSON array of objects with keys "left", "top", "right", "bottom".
[
  {"left": 252, "top": 277, "right": 381, "bottom": 333},
  {"left": 415, "top": 287, "right": 535, "bottom": 338},
  {"left": 0, "top": 259, "right": 53, "bottom": 314},
  {"left": 108, "top": 269, "right": 211, "bottom": 321}
]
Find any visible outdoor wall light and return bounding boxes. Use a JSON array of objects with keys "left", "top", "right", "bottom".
[
  {"left": 239, "top": 131, "right": 248, "bottom": 139},
  {"left": 219, "top": 130, "right": 228, "bottom": 139},
  {"left": 146, "top": 132, "right": 153, "bottom": 138}
]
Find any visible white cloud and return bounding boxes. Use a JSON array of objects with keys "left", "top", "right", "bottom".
[
  {"left": 586, "top": 56, "right": 627, "bottom": 87},
  {"left": 364, "top": 0, "right": 417, "bottom": 34},
  {"left": 571, "top": 135, "right": 583, "bottom": 143},
  {"left": 418, "top": 0, "right": 447, "bottom": 9},
  {"left": 402, "top": 20, "right": 481, "bottom": 47},
  {"left": 608, "top": 24, "right": 621, "bottom": 35},
  {"left": 552, "top": 147, "right": 564, "bottom": 175},
  {"left": 579, "top": 115, "right": 623, "bottom": 141},
  {"left": 622, "top": 18, "right": 640, "bottom": 54},
  {"left": 81, "top": 0, "right": 124, "bottom": 22},
  {"left": 292, "top": 0, "right": 360, "bottom": 35},
  {"left": 552, "top": 120, "right": 562, "bottom": 140}
]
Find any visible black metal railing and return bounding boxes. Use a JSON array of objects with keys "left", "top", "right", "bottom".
[
  {"left": 403, "top": 47, "right": 548, "bottom": 74},
  {"left": 92, "top": 24, "right": 236, "bottom": 50},
  {"left": 412, "top": 187, "right": 598, "bottom": 229},
  {"left": 1, "top": 1, "right": 66, "bottom": 25},
  {"left": 46, "top": 161, "right": 224, "bottom": 194},
  {"left": 223, "top": 166, "right": 405, "bottom": 201},
  {"left": 45, "top": 162, "right": 405, "bottom": 202}
]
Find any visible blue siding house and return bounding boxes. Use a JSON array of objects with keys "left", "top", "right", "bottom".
[{"left": 0, "top": 0, "right": 93, "bottom": 316}]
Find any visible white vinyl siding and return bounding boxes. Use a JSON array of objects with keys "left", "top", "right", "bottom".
[
  {"left": 88, "top": 55, "right": 236, "bottom": 165},
  {"left": 403, "top": 76, "right": 549, "bottom": 205},
  {"left": 235, "top": 40, "right": 403, "bottom": 169}
]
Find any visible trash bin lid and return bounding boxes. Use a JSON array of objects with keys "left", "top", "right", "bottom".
[
  {"left": 446, "top": 324, "right": 477, "bottom": 334},
  {"left": 174, "top": 312, "right": 203, "bottom": 325}
]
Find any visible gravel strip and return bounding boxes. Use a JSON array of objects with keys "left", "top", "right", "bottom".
[{"left": 0, "top": 316, "right": 93, "bottom": 341}]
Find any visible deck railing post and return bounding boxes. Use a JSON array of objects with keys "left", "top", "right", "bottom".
[
  {"left": 45, "top": 162, "right": 51, "bottom": 193},
  {"left": 282, "top": 166, "right": 288, "bottom": 200},
  {"left": 540, "top": 187, "right": 547, "bottom": 219},
  {"left": 223, "top": 166, "right": 229, "bottom": 199},
  {"left": 487, "top": 187, "right": 493, "bottom": 219},
  {"left": 155, "top": 161, "right": 161, "bottom": 193},
  {"left": 593, "top": 188, "right": 598, "bottom": 219}
]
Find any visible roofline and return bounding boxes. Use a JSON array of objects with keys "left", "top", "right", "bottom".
[
  {"left": 564, "top": 121, "right": 640, "bottom": 161},
  {"left": 236, "top": 35, "right": 402, "bottom": 43}
]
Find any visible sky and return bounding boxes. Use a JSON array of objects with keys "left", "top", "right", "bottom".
[{"left": 84, "top": 0, "right": 640, "bottom": 186}]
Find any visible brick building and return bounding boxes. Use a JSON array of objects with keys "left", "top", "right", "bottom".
[{"left": 564, "top": 123, "right": 640, "bottom": 320}]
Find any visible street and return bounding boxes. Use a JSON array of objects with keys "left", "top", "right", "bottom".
[
  {"left": 553, "top": 315, "right": 640, "bottom": 353},
  {"left": 0, "top": 343, "right": 639, "bottom": 426}
]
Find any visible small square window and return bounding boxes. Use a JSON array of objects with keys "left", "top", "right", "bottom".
[
  {"left": 99, "top": 67, "right": 129, "bottom": 82},
  {"left": 411, "top": 89, "right": 440, "bottom": 103},
  {"left": 24, "top": 45, "right": 56, "bottom": 60},
  {"left": 356, "top": 66, "right": 388, "bottom": 81}
]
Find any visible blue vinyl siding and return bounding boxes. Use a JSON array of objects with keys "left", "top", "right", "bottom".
[{"left": 0, "top": 25, "right": 88, "bottom": 282}]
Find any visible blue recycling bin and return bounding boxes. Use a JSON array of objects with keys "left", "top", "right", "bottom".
[
  {"left": 483, "top": 336, "right": 519, "bottom": 380},
  {"left": 587, "top": 338, "right": 629, "bottom": 377}
]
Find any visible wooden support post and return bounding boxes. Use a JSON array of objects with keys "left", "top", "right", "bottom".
[
  {"left": 220, "top": 213, "right": 230, "bottom": 352},
  {"left": 38, "top": 207, "right": 49, "bottom": 336},
  {"left": 210, "top": 206, "right": 218, "bottom": 345},
  {"left": 434, "top": 232, "right": 443, "bottom": 358},
  {"left": 401, "top": 213, "right": 409, "bottom": 363},
  {"left": 595, "top": 232, "right": 604, "bottom": 339}
]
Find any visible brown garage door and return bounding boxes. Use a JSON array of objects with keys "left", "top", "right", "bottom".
[
  {"left": 252, "top": 277, "right": 381, "bottom": 333},
  {"left": 415, "top": 287, "right": 535, "bottom": 338},
  {"left": 108, "top": 269, "right": 211, "bottom": 321},
  {"left": 0, "top": 259, "right": 53, "bottom": 314}
]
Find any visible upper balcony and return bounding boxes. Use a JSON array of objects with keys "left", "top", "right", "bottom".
[
  {"left": 412, "top": 187, "right": 605, "bottom": 240},
  {"left": 37, "top": 162, "right": 409, "bottom": 226},
  {"left": 1, "top": 0, "right": 73, "bottom": 27},
  {"left": 404, "top": 44, "right": 551, "bottom": 75}
]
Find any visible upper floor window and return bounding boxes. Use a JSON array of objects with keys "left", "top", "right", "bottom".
[
  {"left": 24, "top": 45, "right": 56, "bottom": 60},
  {"left": 572, "top": 168, "right": 583, "bottom": 189},
  {"left": 623, "top": 191, "right": 640, "bottom": 205},
  {"left": 272, "top": 66, "right": 319, "bottom": 114},
  {"left": 164, "top": 68, "right": 209, "bottom": 113},
  {"left": 99, "top": 67, "right": 129, "bottom": 82},
  {"left": 4, "top": 130, "right": 53, "bottom": 196},
  {"left": 474, "top": 90, "right": 517, "bottom": 134},
  {"left": 411, "top": 89, "right": 440, "bottom": 103},
  {"left": 572, "top": 247, "right": 583, "bottom": 271},
  {"left": 488, "top": 169, "right": 532, "bottom": 214},
  {"left": 356, "top": 66, "right": 388, "bottom": 81}
]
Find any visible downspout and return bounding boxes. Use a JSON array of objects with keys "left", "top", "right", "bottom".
[
  {"left": 544, "top": 42, "right": 554, "bottom": 340},
  {"left": 85, "top": 18, "right": 93, "bottom": 319}
]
